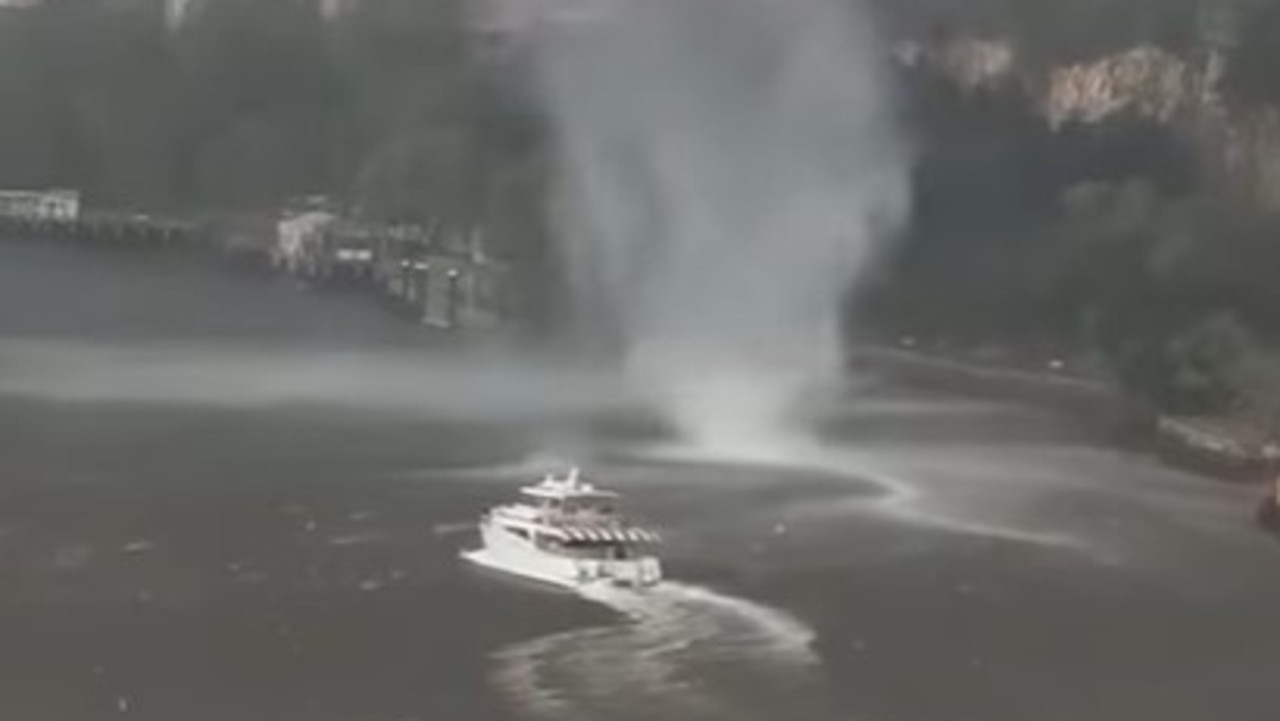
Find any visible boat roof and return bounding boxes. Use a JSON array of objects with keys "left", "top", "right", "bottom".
[
  {"left": 550, "top": 525, "right": 661, "bottom": 543},
  {"left": 520, "top": 467, "right": 620, "bottom": 500}
]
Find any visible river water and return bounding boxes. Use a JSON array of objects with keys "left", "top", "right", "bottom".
[{"left": 0, "top": 238, "right": 1277, "bottom": 721}]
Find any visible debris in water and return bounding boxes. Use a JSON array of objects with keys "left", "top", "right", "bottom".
[
  {"left": 122, "top": 540, "right": 155, "bottom": 554},
  {"left": 327, "top": 533, "right": 381, "bottom": 547}
]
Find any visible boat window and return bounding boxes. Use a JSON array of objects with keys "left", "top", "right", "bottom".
[
  {"left": 507, "top": 527, "right": 530, "bottom": 540},
  {"left": 563, "top": 541, "right": 628, "bottom": 560}
]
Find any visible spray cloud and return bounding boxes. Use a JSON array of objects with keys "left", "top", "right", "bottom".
[{"left": 534, "top": 0, "right": 909, "bottom": 456}]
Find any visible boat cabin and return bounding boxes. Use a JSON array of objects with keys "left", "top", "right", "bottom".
[
  {"left": 494, "top": 468, "right": 659, "bottom": 559},
  {"left": 520, "top": 468, "right": 620, "bottom": 522}
]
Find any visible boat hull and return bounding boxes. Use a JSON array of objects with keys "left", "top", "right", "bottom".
[{"left": 461, "top": 519, "right": 662, "bottom": 589}]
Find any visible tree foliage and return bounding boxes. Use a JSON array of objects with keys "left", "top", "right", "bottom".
[
  {"left": 5, "top": 0, "right": 1280, "bottom": 399},
  {"left": 1220, "top": 0, "right": 1280, "bottom": 105},
  {"left": 0, "top": 0, "right": 542, "bottom": 222},
  {"left": 876, "top": 36, "right": 1279, "bottom": 415}
]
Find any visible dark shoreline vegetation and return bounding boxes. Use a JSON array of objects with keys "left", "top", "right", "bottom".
[
  {"left": 853, "top": 343, "right": 1279, "bottom": 484},
  {"left": 3, "top": 0, "right": 1280, "bottom": 475}
]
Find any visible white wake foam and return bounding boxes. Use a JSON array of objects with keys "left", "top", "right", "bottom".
[
  {"left": 491, "top": 582, "right": 832, "bottom": 721},
  {"left": 621, "top": 438, "right": 1082, "bottom": 551}
]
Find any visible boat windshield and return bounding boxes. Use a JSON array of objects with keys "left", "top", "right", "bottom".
[{"left": 540, "top": 497, "right": 618, "bottom": 517}]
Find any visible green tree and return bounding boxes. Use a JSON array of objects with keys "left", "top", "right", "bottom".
[
  {"left": 1048, "top": 179, "right": 1258, "bottom": 413},
  {"left": 173, "top": 0, "right": 343, "bottom": 207},
  {"left": 351, "top": 125, "right": 483, "bottom": 227},
  {"left": 1221, "top": 0, "right": 1280, "bottom": 105},
  {"left": 0, "top": 13, "right": 69, "bottom": 188}
]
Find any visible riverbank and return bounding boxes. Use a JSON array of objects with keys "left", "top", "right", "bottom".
[{"left": 852, "top": 343, "right": 1279, "bottom": 484}]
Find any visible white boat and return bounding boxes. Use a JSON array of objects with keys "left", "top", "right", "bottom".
[{"left": 461, "top": 467, "right": 663, "bottom": 589}]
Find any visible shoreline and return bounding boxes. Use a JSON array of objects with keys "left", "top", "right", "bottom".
[
  {"left": 851, "top": 344, "right": 1278, "bottom": 485},
  {"left": 3, "top": 227, "right": 1273, "bottom": 485}
]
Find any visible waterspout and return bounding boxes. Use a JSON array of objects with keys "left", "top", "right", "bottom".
[{"left": 534, "top": 0, "right": 910, "bottom": 458}]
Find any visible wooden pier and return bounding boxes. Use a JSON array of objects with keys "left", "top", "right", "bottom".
[
  {"left": 0, "top": 211, "right": 196, "bottom": 252},
  {"left": 280, "top": 220, "right": 509, "bottom": 331},
  {"left": 0, "top": 205, "right": 510, "bottom": 332}
]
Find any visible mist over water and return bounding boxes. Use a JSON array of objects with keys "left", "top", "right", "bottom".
[{"left": 537, "top": 0, "right": 909, "bottom": 456}]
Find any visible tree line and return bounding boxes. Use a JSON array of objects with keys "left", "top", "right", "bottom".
[
  {"left": 0, "top": 0, "right": 544, "bottom": 249},
  {"left": 865, "top": 0, "right": 1280, "bottom": 425},
  {"left": 6, "top": 0, "right": 1280, "bottom": 420}
]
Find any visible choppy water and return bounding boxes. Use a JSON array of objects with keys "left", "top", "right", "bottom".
[{"left": 2, "top": 238, "right": 1280, "bottom": 721}]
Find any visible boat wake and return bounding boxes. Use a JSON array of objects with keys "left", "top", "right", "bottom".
[
  {"left": 491, "top": 582, "right": 834, "bottom": 721},
  {"left": 627, "top": 439, "right": 1082, "bottom": 551}
]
